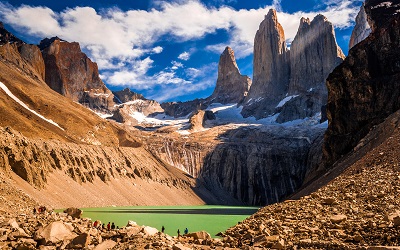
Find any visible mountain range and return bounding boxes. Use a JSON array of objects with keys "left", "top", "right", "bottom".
[{"left": 0, "top": 1, "right": 399, "bottom": 243}]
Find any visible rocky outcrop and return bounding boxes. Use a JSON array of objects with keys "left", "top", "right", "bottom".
[
  {"left": 288, "top": 15, "right": 345, "bottom": 95},
  {"left": 40, "top": 37, "right": 114, "bottom": 113},
  {"left": 18, "top": 44, "right": 45, "bottom": 80},
  {"left": 199, "top": 126, "right": 325, "bottom": 205},
  {"left": 241, "top": 9, "right": 290, "bottom": 119},
  {"left": 349, "top": 3, "right": 371, "bottom": 49},
  {"left": 208, "top": 47, "right": 251, "bottom": 104},
  {"left": 161, "top": 99, "right": 208, "bottom": 118},
  {"left": 113, "top": 88, "right": 147, "bottom": 104},
  {"left": 188, "top": 110, "right": 215, "bottom": 132},
  {"left": 324, "top": 0, "right": 400, "bottom": 166},
  {"left": 0, "top": 22, "right": 24, "bottom": 46}
]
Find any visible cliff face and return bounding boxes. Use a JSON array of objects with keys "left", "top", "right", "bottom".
[
  {"left": 241, "top": 9, "right": 290, "bottom": 119},
  {"left": 40, "top": 38, "right": 115, "bottom": 113},
  {"left": 289, "top": 15, "right": 345, "bottom": 95},
  {"left": 209, "top": 47, "right": 251, "bottom": 104},
  {"left": 324, "top": 0, "right": 400, "bottom": 166},
  {"left": 199, "top": 126, "right": 325, "bottom": 205},
  {"left": 18, "top": 44, "right": 45, "bottom": 80},
  {"left": 349, "top": 3, "right": 371, "bottom": 49}
]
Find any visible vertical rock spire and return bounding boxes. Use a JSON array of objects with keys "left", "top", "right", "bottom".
[
  {"left": 241, "top": 9, "right": 290, "bottom": 118},
  {"left": 349, "top": 3, "right": 371, "bottom": 49},
  {"left": 209, "top": 46, "right": 251, "bottom": 104}
]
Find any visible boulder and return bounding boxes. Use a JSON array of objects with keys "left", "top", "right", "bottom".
[
  {"left": 35, "top": 221, "right": 77, "bottom": 244},
  {"left": 63, "top": 207, "right": 82, "bottom": 219},
  {"left": 67, "top": 233, "right": 90, "bottom": 249},
  {"left": 186, "top": 231, "right": 211, "bottom": 240},
  {"left": 93, "top": 240, "right": 117, "bottom": 250},
  {"left": 330, "top": 214, "right": 347, "bottom": 224},
  {"left": 173, "top": 244, "right": 192, "bottom": 250},
  {"left": 141, "top": 226, "right": 158, "bottom": 236}
]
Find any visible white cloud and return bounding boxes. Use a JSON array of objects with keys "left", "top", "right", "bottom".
[
  {"left": 0, "top": 0, "right": 362, "bottom": 101},
  {"left": 178, "top": 52, "right": 190, "bottom": 61},
  {"left": 171, "top": 61, "right": 184, "bottom": 70},
  {"left": 152, "top": 46, "right": 163, "bottom": 54}
]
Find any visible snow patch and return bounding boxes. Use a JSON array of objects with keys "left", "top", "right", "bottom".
[
  {"left": 276, "top": 95, "right": 299, "bottom": 108},
  {"left": 0, "top": 81, "right": 64, "bottom": 131}
]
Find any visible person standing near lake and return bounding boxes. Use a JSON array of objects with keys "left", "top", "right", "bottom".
[
  {"left": 107, "top": 222, "right": 111, "bottom": 231},
  {"left": 184, "top": 227, "right": 188, "bottom": 235},
  {"left": 177, "top": 229, "right": 180, "bottom": 237},
  {"left": 161, "top": 226, "right": 165, "bottom": 233}
]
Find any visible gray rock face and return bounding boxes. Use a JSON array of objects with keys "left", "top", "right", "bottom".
[
  {"left": 199, "top": 126, "right": 325, "bottom": 205},
  {"left": 209, "top": 47, "right": 251, "bottom": 104},
  {"left": 40, "top": 37, "right": 115, "bottom": 113},
  {"left": 241, "top": 9, "right": 290, "bottom": 119},
  {"left": 161, "top": 99, "right": 208, "bottom": 118},
  {"left": 349, "top": 3, "right": 371, "bottom": 49},
  {"left": 288, "top": 15, "right": 345, "bottom": 95},
  {"left": 113, "top": 88, "right": 146, "bottom": 104}
]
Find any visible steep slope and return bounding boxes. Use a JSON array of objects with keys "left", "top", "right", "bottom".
[
  {"left": 349, "top": 3, "right": 371, "bottom": 49},
  {"left": 324, "top": 0, "right": 400, "bottom": 167},
  {"left": 40, "top": 37, "right": 115, "bottom": 113},
  {"left": 241, "top": 9, "right": 290, "bottom": 119},
  {"left": 221, "top": 107, "right": 400, "bottom": 248},
  {"left": 0, "top": 31, "right": 216, "bottom": 210},
  {"left": 208, "top": 46, "right": 251, "bottom": 104}
]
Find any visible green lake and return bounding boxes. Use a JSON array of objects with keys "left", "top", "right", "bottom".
[{"left": 79, "top": 206, "right": 259, "bottom": 237}]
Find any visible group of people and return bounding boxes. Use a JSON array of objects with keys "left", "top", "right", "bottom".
[
  {"left": 92, "top": 220, "right": 118, "bottom": 231},
  {"left": 175, "top": 227, "right": 189, "bottom": 237}
]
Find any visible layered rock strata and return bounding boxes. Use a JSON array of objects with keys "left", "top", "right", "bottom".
[
  {"left": 349, "top": 3, "right": 372, "bottom": 49},
  {"left": 40, "top": 37, "right": 115, "bottom": 113},
  {"left": 242, "top": 9, "right": 290, "bottom": 119},
  {"left": 324, "top": 0, "right": 400, "bottom": 166},
  {"left": 209, "top": 47, "right": 251, "bottom": 104}
]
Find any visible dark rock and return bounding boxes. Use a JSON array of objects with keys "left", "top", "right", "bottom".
[
  {"left": 63, "top": 207, "right": 82, "bottom": 219},
  {"left": 323, "top": 1, "right": 400, "bottom": 166}
]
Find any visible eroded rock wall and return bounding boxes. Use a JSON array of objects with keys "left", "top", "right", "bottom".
[
  {"left": 323, "top": 0, "right": 400, "bottom": 166},
  {"left": 199, "top": 126, "right": 325, "bottom": 205}
]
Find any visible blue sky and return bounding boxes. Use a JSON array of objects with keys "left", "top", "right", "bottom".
[{"left": 1, "top": 0, "right": 363, "bottom": 102}]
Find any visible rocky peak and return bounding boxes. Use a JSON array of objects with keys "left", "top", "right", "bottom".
[
  {"left": 349, "top": 3, "right": 372, "bottom": 49},
  {"left": 288, "top": 14, "right": 345, "bottom": 95},
  {"left": 241, "top": 9, "right": 290, "bottom": 118},
  {"left": 40, "top": 37, "right": 115, "bottom": 113},
  {"left": 323, "top": 0, "right": 400, "bottom": 167},
  {"left": 113, "top": 88, "right": 146, "bottom": 104},
  {"left": 0, "top": 23, "right": 24, "bottom": 46},
  {"left": 208, "top": 46, "right": 251, "bottom": 104},
  {"left": 18, "top": 44, "right": 46, "bottom": 80}
]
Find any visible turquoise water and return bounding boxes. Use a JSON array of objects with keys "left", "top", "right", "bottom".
[{"left": 79, "top": 205, "right": 259, "bottom": 237}]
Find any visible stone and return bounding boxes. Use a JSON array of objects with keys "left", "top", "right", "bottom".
[
  {"left": 8, "top": 218, "right": 19, "bottom": 229},
  {"left": 271, "top": 239, "right": 285, "bottom": 249},
  {"left": 93, "top": 240, "right": 117, "bottom": 250},
  {"left": 330, "top": 214, "right": 347, "bottom": 224},
  {"left": 63, "top": 207, "right": 82, "bottom": 219},
  {"left": 322, "top": 197, "right": 337, "bottom": 205},
  {"left": 188, "top": 110, "right": 215, "bottom": 132},
  {"left": 393, "top": 216, "right": 400, "bottom": 227},
  {"left": 242, "top": 9, "right": 290, "bottom": 119},
  {"left": 142, "top": 226, "right": 158, "bottom": 236},
  {"left": 208, "top": 46, "right": 251, "bottom": 104},
  {"left": 35, "top": 221, "right": 77, "bottom": 244},
  {"left": 68, "top": 233, "right": 90, "bottom": 249},
  {"left": 186, "top": 231, "right": 211, "bottom": 240},
  {"left": 349, "top": 3, "right": 371, "bottom": 49},
  {"left": 173, "top": 244, "right": 192, "bottom": 250},
  {"left": 367, "top": 247, "right": 400, "bottom": 250}
]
